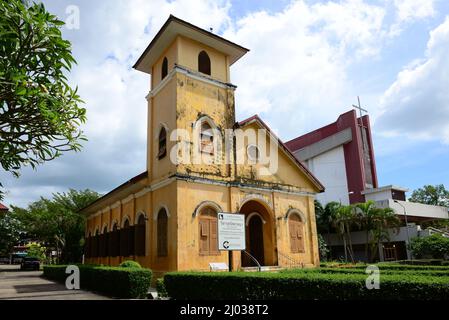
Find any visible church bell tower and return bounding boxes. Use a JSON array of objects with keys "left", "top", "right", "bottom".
[{"left": 133, "top": 15, "right": 249, "bottom": 184}]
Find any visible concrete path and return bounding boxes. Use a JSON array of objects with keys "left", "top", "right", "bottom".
[{"left": 0, "top": 265, "right": 110, "bottom": 300}]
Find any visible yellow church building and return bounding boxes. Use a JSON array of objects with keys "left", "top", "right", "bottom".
[{"left": 81, "top": 15, "right": 324, "bottom": 275}]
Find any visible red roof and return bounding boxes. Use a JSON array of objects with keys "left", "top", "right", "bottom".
[
  {"left": 238, "top": 115, "right": 325, "bottom": 192},
  {"left": 0, "top": 202, "right": 8, "bottom": 211}
]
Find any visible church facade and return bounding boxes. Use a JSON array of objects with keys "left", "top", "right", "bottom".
[{"left": 81, "top": 15, "right": 324, "bottom": 275}]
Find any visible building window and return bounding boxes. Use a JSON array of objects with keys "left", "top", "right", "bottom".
[
  {"left": 158, "top": 126, "right": 167, "bottom": 159},
  {"left": 85, "top": 232, "right": 92, "bottom": 258},
  {"left": 289, "top": 213, "right": 305, "bottom": 253},
  {"left": 110, "top": 223, "right": 120, "bottom": 257},
  {"left": 157, "top": 208, "right": 168, "bottom": 257},
  {"left": 161, "top": 57, "right": 168, "bottom": 80},
  {"left": 93, "top": 229, "right": 100, "bottom": 257},
  {"left": 198, "top": 206, "right": 219, "bottom": 255},
  {"left": 200, "top": 121, "right": 214, "bottom": 154},
  {"left": 120, "top": 219, "right": 130, "bottom": 257},
  {"left": 198, "top": 51, "right": 211, "bottom": 75},
  {"left": 135, "top": 214, "right": 146, "bottom": 256},
  {"left": 101, "top": 225, "right": 109, "bottom": 257},
  {"left": 247, "top": 145, "right": 259, "bottom": 161}
]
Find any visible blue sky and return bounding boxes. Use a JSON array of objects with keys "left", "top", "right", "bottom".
[{"left": 1, "top": 0, "right": 449, "bottom": 207}]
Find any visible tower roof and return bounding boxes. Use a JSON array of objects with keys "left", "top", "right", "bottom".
[{"left": 133, "top": 15, "right": 249, "bottom": 75}]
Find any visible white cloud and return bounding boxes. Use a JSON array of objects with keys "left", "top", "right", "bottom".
[
  {"left": 394, "top": 0, "right": 436, "bottom": 22},
  {"left": 225, "top": 0, "right": 386, "bottom": 139},
  {"left": 1, "top": 0, "right": 445, "bottom": 207},
  {"left": 377, "top": 17, "right": 449, "bottom": 144}
]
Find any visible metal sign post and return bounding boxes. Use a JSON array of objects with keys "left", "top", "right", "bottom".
[{"left": 217, "top": 213, "right": 246, "bottom": 272}]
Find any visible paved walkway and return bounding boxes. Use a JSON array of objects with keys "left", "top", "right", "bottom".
[{"left": 0, "top": 265, "right": 109, "bottom": 300}]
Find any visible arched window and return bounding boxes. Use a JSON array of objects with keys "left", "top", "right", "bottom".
[
  {"left": 161, "top": 57, "right": 168, "bottom": 80},
  {"left": 101, "top": 225, "right": 109, "bottom": 257},
  {"left": 200, "top": 121, "right": 214, "bottom": 154},
  {"left": 289, "top": 213, "right": 305, "bottom": 253},
  {"left": 158, "top": 126, "right": 167, "bottom": 159},
  {"left": 86, "top": 231, "right": 92, "bottom": 258},
  {"left": 110, "top": 222, "right": 119, "bottom": 257},
  {"left": 120, "top": 219, "right": 130, "bottom": 257},
  {"left": 157, "top": 208, "right": 168, "bottom": 257},
  {"left": 135, "top": 214, "right": 146, "bottom": 256},
  {"left": 93, "top": 229, "right": 100, "bottom": 257},
  {"left": 198, "top": 206, "right": 219, "bottom": 255},
  {"left": 198, "top": 51, "right": 211, "bottom": 75},
  {"left": 247, "top": 145, "right": 259, "bottom": 162}
]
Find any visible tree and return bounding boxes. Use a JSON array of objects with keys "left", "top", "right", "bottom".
[
  {"left": 409, "top": 184, "right": 449, "bottom": 207},
  {"left": 355, "top": 200, "right": 378, "bottom": 262},
  {"left": 370, "top": 207, "right": 400, "bottom": 260},
  {"left": 0, "top": 211, "right": 22, "bottom": 256},
  {"left": 10, "top": 189, "right": 100, "bottom": 263},
  {"left": 0, "top": 0, "right": 86, "bottom": 200},
  {"left": 409, "top": 233, "right": 449, "bottom": 259}
]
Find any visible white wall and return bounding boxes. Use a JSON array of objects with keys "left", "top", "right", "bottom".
[
  {"left": 305, "top": 146, "right": 349, "bottom": 205},
  {"left": 365, "top": 190, "right": 392, "bottom": 202}
]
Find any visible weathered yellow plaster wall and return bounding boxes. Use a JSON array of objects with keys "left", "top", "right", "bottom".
[{"left": 178, "top": 36, "right": 229, "bottom": 82}]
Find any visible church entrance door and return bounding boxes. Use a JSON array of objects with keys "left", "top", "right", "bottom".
[{"left": 247, "top": 213, "right": 265, "bottom": 266}]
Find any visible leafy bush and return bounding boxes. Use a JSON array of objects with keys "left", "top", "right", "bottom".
[
  {"left": 163, "top": 271, "right": 449, "bottom": 300},
  {"left": 156, "top": 278, "right": 168, "bottom": 298},
  {"left": 318, "top": 234, "right": 330, "bottom": 262},
  {"left": 282, "top": 267, "right": 449, "bottom": 277},
  {"left": 43, "top": 264, "right": 151, "bottom": 299},
  {"left": 119, "top": 260, "right": 142, "bottom": 269},
  {"left": 410, "top": 234, "right": 449, "bottom": 259}
]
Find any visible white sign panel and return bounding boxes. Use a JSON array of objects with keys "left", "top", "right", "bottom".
[{"left": 218, "top": 213, "right": 246, "bottom": 251}]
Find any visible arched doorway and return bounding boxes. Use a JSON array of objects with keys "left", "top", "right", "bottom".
[
  {"left": 240, "top": 199, "right": 276, "bottom": 267},
  {"left": 247, "top": 213, "right": 264, "bottom": 266}
]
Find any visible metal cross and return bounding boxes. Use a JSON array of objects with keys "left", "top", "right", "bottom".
[{"left": 352, "top": 96, "right": 368, "bottom": 118}]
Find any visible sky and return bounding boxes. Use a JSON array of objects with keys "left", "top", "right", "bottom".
[{"left": 2, "top": 0, "right": 449, "bottom": 207}]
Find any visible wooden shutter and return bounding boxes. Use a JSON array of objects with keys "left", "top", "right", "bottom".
[
  {"left": 120, "top": 227, "right": 129, "bottom": 257},
  {"left": 209, "top": 220, "right": 218, "bottom": 254},
  {"left": 128, "top": 226, "right": 135, "bottom": 256},
  {"left": 199, "top": 219, "right": 209, "bottom": 255},
  {"left": 135, "top": 224, "right": 145, "bottom": 256},
  {"left": 288, "top": 218, "right": 299, "bottom": 253},
  {"left": 85, "top": 237, "right": 90, "bottom": 258},
  {"left": 157, "top": 211, "right": 168, "bottom": 257},
  {"left": 297, "top": 222, "right": 305, "bottom": 253}
]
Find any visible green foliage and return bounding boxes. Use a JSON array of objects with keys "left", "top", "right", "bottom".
[
  {"left": 10, "top": 189, "right": 101, "bottom": 263},
  {"left": 164, "top": 270, "right": 449, "bottom": 300},
  {"left": 26, "top": 242, "right": 46, "bottom": 260},
  {"left": 156, "top": 278, "right": 168, "bottom": 298},
  {"left": 410, "top": 234, "right": 449, "bottom": 259},
  {"left": 43, "top": 264, "right": 152, "bottom": 299},
  {"left": 0, "top": 211, "right": 21, "bottom": 255},
  {"left": 119, "top": 260, "right": 142, "bottom": 269},
  {"left": 315, "top": 200, "right": 400, "bottom": 262},
  {"left": 0, "top": 0, "right": 86, "bottom": 199},
  {"left": 409, "top": 184, "right": 449, "bottom": 207},
  {"left": 318, "top": 234, "right": 329, "bottom": 262}
]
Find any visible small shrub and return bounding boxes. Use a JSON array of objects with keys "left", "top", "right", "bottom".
[
  {"left": 410, "top": 234, "right": 449, "bottom": 259},
  {"left": 156, "top": 278, "right": 168, "bottom": 298},
  {"left": 119, "top": 260, "right": 142, "bottom": 269},
  {"left": 43, "top": 264, "right": 151, "bottom": 299}
]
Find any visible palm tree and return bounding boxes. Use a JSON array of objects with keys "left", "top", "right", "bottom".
[
  {"left": 315, "top": 200, "right": 341, "bottom": 259},
  {"left": 370, "top": 207, "right": 400, "bottom": 260},
  {"left": 355, "top": 200, "right": 377, "bottom": 262},
  {"left": 333, "top": 204, "right": 357, "bottom": 262}
]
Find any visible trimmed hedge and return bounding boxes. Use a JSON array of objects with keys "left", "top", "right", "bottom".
[
  {"left": 323, "top": 263, "right": 449, "bottom": 271},
  {"left": 281, "top": 267, "right": 449, "bottom": 277},
  {"left": 119, "top": 260, "right": 142, "bottom": 269},
  {"left": 164, "top": 271, "right": 449, "bottom": 300},
  {"left": 43, "top": 264, "right": 152, "bottom": 299}
]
